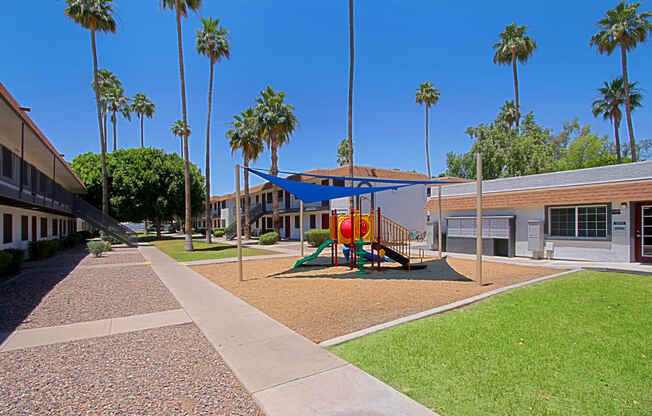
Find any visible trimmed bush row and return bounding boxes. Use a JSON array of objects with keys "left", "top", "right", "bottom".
[
  {"left": 213, "top": 228, "right": 225, "bottom": 237},
  {"left": 0, "top": 249, "right": 24, "bottom": 278},
  {"left": 305, "top": 229, "right": 331, "bottom": 247},
  {"left": 27, "top": 231, "right": 91, "bottom": 261},
  {"left": 259, "top": 231, "right": 280, "bottom": 245}
]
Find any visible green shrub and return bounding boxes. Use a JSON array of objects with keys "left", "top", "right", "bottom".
[
  {"left": 259, "top": 231, "right": 280, "bottom": 245},
  {"left": 5, "top": 249, "right": 24, "bottom": 273},
  {"left": 305, "top": 229, "right": 331, "bottom": 247},
  {"left": 0, "top": 251, "right": 12, "bottom": 276},
  {"left": 103, "top": 241, "right": 112, "bottom": 252},
  {"left": 213, "top": 228, "right": 225, "bottom": 237},
  {"left": 28, "top": 239, "right": 61, "bottom": 260},
  {"left": 87, "top": 241, "right": 109, "bottom": 257}
]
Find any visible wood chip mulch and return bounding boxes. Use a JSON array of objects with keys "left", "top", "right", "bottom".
[{"left": 192, "top": 257, "right": 563, "bottom": 342}]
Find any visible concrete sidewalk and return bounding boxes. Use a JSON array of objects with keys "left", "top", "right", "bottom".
[
  {"left": 140, "top": 245, "right": 436, "bottom": 416},
  {"left": 413, "top": 246, "right": 652, "bottom": 275}
]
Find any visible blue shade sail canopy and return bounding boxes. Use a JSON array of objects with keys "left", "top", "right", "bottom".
[
  {"left": 268, "top": 168, "right": 455, "bottom": 185},
  {"left": 245, "top": 168, "right": 412, "bottom": 203}
]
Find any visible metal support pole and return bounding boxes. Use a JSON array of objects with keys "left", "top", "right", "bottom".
[
  {"left": 438, "top": 185, "right": 443, "bottom": 257},
  {"left": 476, "top": 153, "right": 483, "bottom": 284},
  {"left": 19, "top": 122, "right": 24, "bottom": 196},
  {"left": 235, "top": 165, "right": 243, "bottom": 282},
  {"left": 300, "top": 200, "right": 304, "bottom": 257}
]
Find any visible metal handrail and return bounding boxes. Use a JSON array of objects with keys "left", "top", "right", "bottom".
[{"left": 73, "top": 196, "right": 137, "bottom": 246}]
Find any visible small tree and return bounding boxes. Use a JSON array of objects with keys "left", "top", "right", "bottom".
[{"left": 336, "top": 138, "right": 350, "bottom": 166}]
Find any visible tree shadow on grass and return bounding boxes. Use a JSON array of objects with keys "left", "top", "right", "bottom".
[
  {"left": 0, "top": 247, "right": 87, "bottom": 343},
  {"left": 270, "top": 258, "right": 474, "bottom": 282},
  {"left": 191, "top": 245, "right": 236, "bottom": 253}
]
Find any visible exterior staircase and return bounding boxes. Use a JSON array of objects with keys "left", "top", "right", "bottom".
[
  {"left": 72, "top": 196, "right": 137, "bottom": 247},
  {"left": 225, "top": 203, "right": 266, "bottom": 240}
]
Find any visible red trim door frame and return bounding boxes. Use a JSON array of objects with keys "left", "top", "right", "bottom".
[{"left": 634, "top": 201, "right": 652, "bottom": 263}]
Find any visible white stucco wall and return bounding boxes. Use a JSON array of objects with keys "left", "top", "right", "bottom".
[
  {"left": 438, "top": 199, "right": 631, "bottom": 262},
  {"left": 0, "top": 204, "right": 73, "bottom": 251}
]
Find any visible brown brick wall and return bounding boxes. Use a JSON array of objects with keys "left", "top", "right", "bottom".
[{"left": 425, "top": 179, "right": 652, "bottom": 212}]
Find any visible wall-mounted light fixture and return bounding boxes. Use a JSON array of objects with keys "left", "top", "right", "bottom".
[{"left": 621, "top": 202, "right": 628, "bottom": 211}]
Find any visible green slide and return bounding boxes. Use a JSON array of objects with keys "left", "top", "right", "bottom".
[{"left": 293, "top": 239, "right": 335, "bottom": 268}]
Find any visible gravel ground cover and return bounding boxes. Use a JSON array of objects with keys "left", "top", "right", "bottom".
[
  {"left": 0, "top": 264, "right": 179, "bottom": 331},
  {"left": 0, "top": 323, "right": 262, "bottom": 416},
  {"left": 79, "top": 250, "right": 147, "bottom": 266},
  {"left": 192, "top": 256, "right": 561, "bottom": 342}
]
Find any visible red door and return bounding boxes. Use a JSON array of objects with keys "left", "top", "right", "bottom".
[
  {"left": 321, "top": 213, "right": 329, "bottom": 230},
  {"left": 634, "top": 202, "right": 652, "bottom": 263},
  {"left": 31, "top": 216, "right": 37, "bottom": 242},
  {"left": 284, "top": 216, "right": 291, "bottom": 238}
]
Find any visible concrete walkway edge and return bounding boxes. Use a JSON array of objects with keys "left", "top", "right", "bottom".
[
  {"left": 139, "top": 245, "right": 438, "bottom": 416},
  {"left": 319, "top": 268, "right": 580, "bottom": 347},
  {"left": 0, "top": 309, "right": 191, "bottom": 352}
]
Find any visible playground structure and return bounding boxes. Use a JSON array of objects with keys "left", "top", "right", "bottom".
[
  {"left": 293, "top": 206, "right": 427, "bottom": 271},
  {"left": 233, "top": 159, "right": 485, "bottom": 282}
]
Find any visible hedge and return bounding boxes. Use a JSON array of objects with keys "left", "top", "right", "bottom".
[
  {"left": 28, "top": 231, "right": 89, "bottom": 260},
  {"left": 0, "top": 248, "right": 25, "bottom": 278},
  {"left": 259, "top": 231, "right": 280, "bottom": 245},
  {"left": 213, "top": 228, "right": 225, "bottom": 237},
  {"left": 305, "top": 229, "right": 331, "bottom": 247}
]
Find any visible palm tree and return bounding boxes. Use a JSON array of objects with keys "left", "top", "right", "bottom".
[
  {"left": 499, "top": 100, "right": 519, "bottom": 129},
  {"left": 171, "top": 120, "right": 191, "bottom": 231},
  {"left": 590, "top": 1, "right": 652, "bottom": 162},
  {"left": 161, "top": 0, "right": 202, "bottom": 251},
  {"left": 132, "top": 93, "right": 155, "bottom": 148},
  {"left": 172, "top": 120, "right": 189, "bottom": 157},
  {"left": 227, "top": 108, "right": 264, "bottom": 240},
  {"left": 415, "top": 81, "right": 440, "bottom": 178},
  {"left": 65, "top": 0, "right": 116, "bottom": 215},
  {"left": 255, "top": 86, "right": 298, "bottom": 234},
  {"left": 105, "top": 85, "right": 131, "bottom": 151},
  {"left": 492, "top": 22, "right": 537, "bottom": 129},
  {"left": 347, "top": 0, "right": 355, "bottom": 209},
  {"left": 93, "top": 68, "right": 121, "bottom": 143},
  {"left": 197, "top": 16, "right": 230, "bottom": 243},
  {"left": 592, "top": 78, "right": 643, "bottom": 162}
]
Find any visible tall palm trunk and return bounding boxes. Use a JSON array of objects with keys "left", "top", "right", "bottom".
[
  {"left": 103, "top": 114, "right": 108, "bottom": 150},
  {"left": 140, "top": 114, "right": 144, "bottom": 148},
  {"left": 347, "top": 0, "right": 355, "bottom": 210},
  {"left": 90, "top": 29, "right": 109, "bottom": 216},
  {"left": 271, "top": 141, "right": 279, "bottom": 233},
  {"left": 205, "top": 58, "right": 215, "bottom": 243},
  {"left": 244, "top": 156, "right": 251, "bottom": 240},
  {"left": 175, "top": 9, "right": 193, "bottom": 251},
  {"left": 425, "top": 104, "right": 431, "bottom": 178},
  {"left": 613, "top": 116, "right": 622, "bottom": 163},
  {"left": 511, "top": 51, "right": 520, "bottom": 129},
  {"left": 621, "top": 44, "right": 636, "bottom": 162},
  {"left": 112, "top": 111, "right": 117, "bottom": 151}
]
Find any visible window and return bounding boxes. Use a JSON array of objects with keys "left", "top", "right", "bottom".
[
  {"left": 3, "top": 214, "right": 12, "bottom": 243},
  {"left": 222, "top": 201, "right": 226, "bottom": 208},
  {"left": 2, "top": 146, "right": 13, "bottom": 179},
  {"left": 266, "top": 217, "right": 273, "bottom": 229},
  {"left": 278, "top": 190, "right": 283, "bottom": 199},
  {"left": 40, "top": 217, "right": 47, "bottom": 237},
  {"left": 266, "top": 193, "right": 272, "bottom": 203},
  {"left": 256, "top": 218, "right": 259, "bottom": 228},
  {"left": 294, "top": 215, "right": 300, "bottom": 229},
  {"left": 52, "top": 218, "right": 58, "bottom": 236},
  {"left": 309, "top": 215, "right": 316, "bottom": 229},
  {"left": 426, "top": 187, "right": 432, "bottom": 197},
  {"left": 22, "top": 162, "right": 30, "bottom": 188},
  {"left": 548, "top": 205, "right": 608, "bottom": 239},
  {"left": 333, "top": 179, "right": 345, "bottom": 187},
  {"left": 21, "top": 216, "right": 28, "bottom": 241},
  {"left": 255, "top": 195, "right": 259, "bottom": 203}
]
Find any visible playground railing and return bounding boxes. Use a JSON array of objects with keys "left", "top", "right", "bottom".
[{"left": 378, "top": 214, "right": 410, "bottom": 260}]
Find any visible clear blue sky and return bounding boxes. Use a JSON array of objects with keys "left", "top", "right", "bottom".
[{"left": 2, "top": 1, "right": 652, "bottom": 195}]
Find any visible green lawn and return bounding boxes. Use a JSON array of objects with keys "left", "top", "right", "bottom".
[
  {"left": 330, "top": 271, "right": 651, "bottom": 415},
  {"left": 151, "top": 238, "right": 276, "bottom": 262}
]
